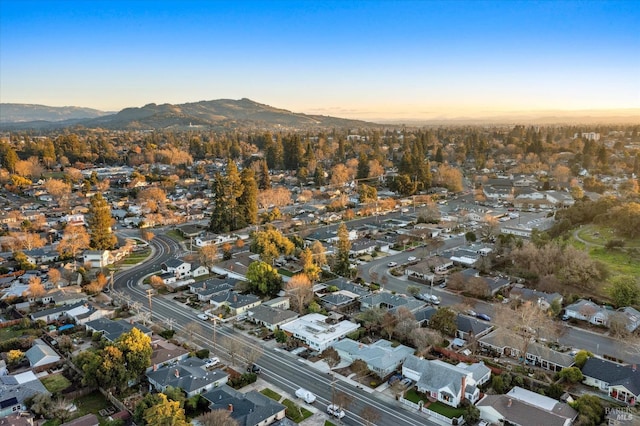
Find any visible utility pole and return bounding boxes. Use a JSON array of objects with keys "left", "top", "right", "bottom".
[
  {"left": 212, "top": 316, "right": 217, "bottom": 351},
  {"left": 146, "top": 289, "right": 154, "bottom": 321}
]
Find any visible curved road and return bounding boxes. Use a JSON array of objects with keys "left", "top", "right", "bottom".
[{"left": 113, "top": 233, "right": 440, "bottom": 426}]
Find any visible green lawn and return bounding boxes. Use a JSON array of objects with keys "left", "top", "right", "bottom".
[
  {"left": 260, "top": 388, "right": 282, "bottom": 402},
  {"left": 121, "top": 249, "right": 151, "bottom": 264},
  {"left": 0, "top": 326, "right": 27, "bottom": 341},
  {"left": 40, "top": 374, "right": 72, "bottom": 394},
  {"left": 426, "top": 401, "right": 465, "bottom": 418},
  {"left": 282, "top": 399, "right": 313, "bottom": 423},
  {"left": 73, "top": 391, "right": 111, "bottom": 417},
  {"left": 404, "top": 388, "right": 424, "bottom": 404},
  {"left": 166, "top": 229, "right": 186, "bottom": 241},
  {"left": 324, "top": 422, "right": 336, "bottom": 426},
  {"left": 576, "top": 225, "right": 640, "bottom": 248}
]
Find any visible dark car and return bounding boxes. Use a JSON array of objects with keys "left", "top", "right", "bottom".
[
  {"left": 387, "top": 374, "right": 402, "bottom": 385},
  {"left": 476, "top": 313, "right": 491, "bottom": 321},
  {"left": 247, "top": 364, "right": 261, "bottom": 374}
]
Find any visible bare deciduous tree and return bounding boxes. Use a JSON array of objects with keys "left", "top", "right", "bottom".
[
  {"left": 285, "top": 273, "right": 313, "bottom": 314},
  {"left": 197, "top": 409, "right": 240, "bottom": 426}
]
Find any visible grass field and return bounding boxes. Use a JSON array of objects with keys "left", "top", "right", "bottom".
[
  {"left": 40, "top": 374, "right": 72, "bottom": 394},
  {"left": 260, "top": 388, "right": 282, "bottom": 401},
  {"left": 121, "top": 249, "right": 151, "bottom": 265},
  {"left": 0, "top": 326, "right": 27, "bottom": 341},
  {"left": 570, "top": 225, "right": 640, "bottom": 278},
  {"left": 576, "top": 225, "right": 640, "bottom": 248},
  {"left": 282, "top": 399, "right": 313, "bottom": 423}
]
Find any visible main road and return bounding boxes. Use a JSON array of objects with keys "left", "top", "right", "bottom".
[{"left": 114, "top": 234, "right": 440, "bottom": 426}]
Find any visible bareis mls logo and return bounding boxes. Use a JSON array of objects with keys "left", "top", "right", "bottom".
[{"left": 606, "top": 407, "right": 634, "bottom": 423}]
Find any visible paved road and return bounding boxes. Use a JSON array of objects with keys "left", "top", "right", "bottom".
[{"left": 113, "top": 234, "right": 443, "bottom": 426}]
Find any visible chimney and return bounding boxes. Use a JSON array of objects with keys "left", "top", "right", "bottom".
[
  {"left": 174, "top": 369, "right": 179, "bottom": 378},
  {"left": 228, "top": 404, "right": 233, "bottom": 412},
  {"left": 508, "top": 398, "right": 512, "bottom": 408},
  {"left": 153, "top": 364, "right": 158, "bottom": 371}
]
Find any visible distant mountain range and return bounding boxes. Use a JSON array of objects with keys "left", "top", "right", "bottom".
[
  {"left": 0, "top": 99, "right": 376, "bottom": 130},
  {"left": 0, "top": 103, "right": 111, "bottom": 123},
  {"left": 2, "top": 100, "right": 638, "bottom": 130}
]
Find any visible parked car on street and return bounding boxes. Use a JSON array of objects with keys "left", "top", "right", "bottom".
[
  {"left": 197, "top": 313, "right": 209, "bottom": 320},
  {"left": 476, "top": 313, "right": 491, "bottom": 321},
  {"left": 327, "top": 404, "right": 346, "bottom": 419},
  {"left": 407, "top": 256, "right": 417, "bottom": 262},
  {"left": 387, "top": 261, "right": 398, "bottom": 267}
]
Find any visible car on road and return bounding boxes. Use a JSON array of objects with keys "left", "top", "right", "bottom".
[
  {"left": 428, "top": 295, "right": 440, "bottom": 305},
  {"left": 466, "top": 309, "right": 477, "bottom": 317},
  {"left": 327, "top": 404, "right": 346, "bottom": 419},
  {"left": 197, "top": 313, "right": 209, "bottom": 320},
  {"left": 407, "top": 256, "right": 417, "bottom": 262},
  {"left": 204, "top": 357, "right": 220, "bottom": 368},
  {"left": 439, "top": 282, "right": 447, "bottom": 288},
  {"left": 561, "top": 314, "right": 570, "bottom": 321},
  {"left": 476, "top": 313, "right": 491, "bottom": 321},
  {"left": 387, "top": 261, "right": 398, "bottom": 267},
  {"left": 247, "top": 363, "right": 261, "bottom": 374}
]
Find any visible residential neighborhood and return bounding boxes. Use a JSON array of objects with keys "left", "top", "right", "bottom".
[{"left": 0, "top": 123, "right": 638, "bottom": 426}]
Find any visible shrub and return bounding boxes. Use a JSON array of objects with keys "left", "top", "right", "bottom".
[{"left": 195, "top": 349, "right": 210, "bottom": 359}]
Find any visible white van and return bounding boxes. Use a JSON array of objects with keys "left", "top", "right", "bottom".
[{"left": 295, "top": 388, "right": 316, "bottom": 404}]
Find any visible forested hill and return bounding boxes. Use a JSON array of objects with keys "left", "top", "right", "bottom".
[{"left": 1, "top": 98, "right": 378, "bottom": 130}]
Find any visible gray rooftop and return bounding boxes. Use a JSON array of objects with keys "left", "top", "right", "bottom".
[{"left": 202, "top": 384, "right": 286, "bottom": 426}]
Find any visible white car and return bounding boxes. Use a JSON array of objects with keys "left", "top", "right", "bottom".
[
  {"left": 387, "top": 261, "right": 398, "bottom": 267},
  {"left": 327, "top": 404, "right": 346, "bottom": 419},
  {"left": 197, "top": 313, "right": 209, "bottom": 320},
  {"left": 204, "top": 357, "right": 220, "bottom": 368},
  {"left": 407, "top": 256, "right": 417, "bottom": 262}
]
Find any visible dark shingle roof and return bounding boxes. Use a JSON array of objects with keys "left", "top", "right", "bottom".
[
  {"left": 202, "top": 385, "right": 285, "bottom": 426},
  {"left": 582, "top": 358, "right": 640, "bottom": 396}
]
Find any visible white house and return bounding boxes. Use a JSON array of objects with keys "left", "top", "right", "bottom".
[
  {"left": 161, "top": 258, "right": 192, "bottom": 278},
  {"left": 402, "top": 355, "right": 489, "bottom": 407},
  {"left": 280, "top": 313, "right": 359, "bottom": 351},
  {"left": 564, "top": 299, "right": 609, "bottom": 326},
  {"left": 83, "top": 250, "right": 111, "bottom": 268}
]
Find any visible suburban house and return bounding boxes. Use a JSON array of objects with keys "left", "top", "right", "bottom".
[
  {"left": 190, "top": 261, "right": 210, "bottom": 278},
  {"left": 194, "top": 233, "right": 236, "bottom": 248},
  {"left": 209, "top": 291, "right": 261, "bottom": 317},
  {"left": 85, "top": 318, "right": 152, "bottom": 342},
  {"left": 359, "top": 292, "right": 425, "bottom": 313},
  {"left": 210, "top": 252, "right": 255, "bottom": 281},
  {"left": 477, "top": 386, "right": 578, "bottom": 426},
  {"left": 331, "top": 338, "right": 414, "bottom": 378},
  {"left": 201, "top": 385, "right": 286, "bottom": 425},
  {"left": 25, "top": 339, "right": 61, "bottom": 369},
  {"left": 402, "top": 355, "right": 490, "bottom": 407},
  {"left": 0, "top": 371, "right": 50, "bottom": 418},
  {"left": 148, "top": 339, "right": 190, "bottom": 372},
  {"left": 509, "top": 287, "right": 563, "bottom": 311},
  {"left": 30, "top": 301, "right": 94, "bottom": 324},
  {"left": 349, "top": 238, "right": 378, "bottom": 257},
  {"left": 405, "top": 256, "right": 453, "bottom": 281},
  {"left": 478, "top": 329, "right": 574, "bottom": 372},
  {"left": 82, "top": 250, "right": 111, "bottom": 268},
  {"left": 455, "top": 315, "right": 494, "bottom": 341},
  {"left": 147, "top": 357, "right": 229, "bottom": 397},
  {"left": 161, "top": 258, "right": 192, "bottom": 278},
  {"left": 617, "top": 307, "right": 640, "bottom": 333},
  {"left": 188, "top": 278, "right": 236, "bottom": 302},
  {"left": 280, "top": 313, "right": 359, "bottom": 351},
  {"left": 564, "top": 299, "right": 609, "bottom": 326},
  {"left": 246, "top": 304, "right": 298, "bottom": 331},
  {"left": 581, "top": 358, "right": 640, "bottom": 406}
]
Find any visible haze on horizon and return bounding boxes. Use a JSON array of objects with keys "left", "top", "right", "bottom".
[{"left": 1, "top": 0, "right": 639, "bottom": 122}]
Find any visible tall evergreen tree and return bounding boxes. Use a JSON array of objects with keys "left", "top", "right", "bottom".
[
  {"left": 87, "top": 193, "right": 117, "bottom": 250},
  {"left": 333, "top": 223, "right": 352, "bottom": 277},
  {"left": 356, "top": 153, "right": 369, "bottom": 180},
  {"left": 258, "top": 160, "right": 271, "bottom": 190},
  {"left": 238, "top": 168, "right": 258, "bottom": 228},
  {"left": 208, "top": 160, "right": 244, "bottom": 233}
]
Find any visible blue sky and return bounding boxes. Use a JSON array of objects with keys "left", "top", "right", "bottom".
[{"left": 1, "top": 0, "right": 638, "bottom": 120}]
